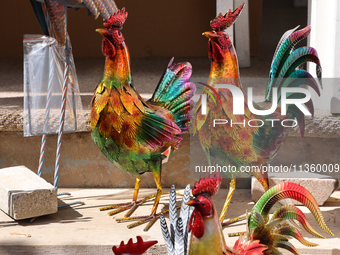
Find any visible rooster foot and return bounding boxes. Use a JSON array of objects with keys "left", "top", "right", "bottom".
[
  {"left": 100, "top": 193, "right": 158, "bottom": 217},
  {"left": 221, "top": 215, "right": 247, "bottom": 228},
  {"left": 228, "top": 231, "right": 246, "bottom": 237},
  {"left": 116, "top": 205, "right": 179, "bottom": 232}
]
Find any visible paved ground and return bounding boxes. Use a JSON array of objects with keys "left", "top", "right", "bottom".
[{"left": 0, "top": 188, "right": 339, "bottom": 254}]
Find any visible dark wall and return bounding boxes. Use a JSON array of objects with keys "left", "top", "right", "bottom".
[{"left": 0, "top": 0, "right": 215, "bottom": 58}]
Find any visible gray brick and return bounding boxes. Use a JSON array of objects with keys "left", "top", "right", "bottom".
[{"left": 0, "top": 166, "right": 58, "bottom": 219}]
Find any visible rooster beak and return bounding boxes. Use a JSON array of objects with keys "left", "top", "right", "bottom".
[
  {"left": 96, "top": 28, "right": 109, "bottom": 36},
  {"left": 202, "top": 31, "right": 220, "bottom": 39},
  {"left": 186, "top": 199, "right": 197, "bottom": 207}
]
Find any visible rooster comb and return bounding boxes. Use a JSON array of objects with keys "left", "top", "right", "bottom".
[
  {"left": 104, "top": 8, "right": 128, "bottom": 29},
  {"left": 192, "top": 173, "right": 222, "bottom": 196},
  {"left": 210, "top": 3, "right": 244, "bottom": 31}
]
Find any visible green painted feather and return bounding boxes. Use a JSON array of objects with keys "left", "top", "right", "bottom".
[
  {"left": 266, "top": 25, "right": 311, "bottom": 100},
  {"left": 276, "top": 225, "right": 318, "bottom": 247},
  {"left": 249, "top": 182, "right": 333, "bottom": 236}
]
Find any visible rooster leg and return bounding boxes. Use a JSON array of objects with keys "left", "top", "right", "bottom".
[
  {"left": 219, "top": 178, "right": 247, "bottom": 225},
  {"left": 116, "top": 161, "right": 170, "bottom": 231},
  {"left": 219, "top": 176, "right": 236, "bottom": 223},
  {"left": 100, "top": 177, "right": 157, "bottom": 216},
  {"left": 222, "top": 215, "right": 247, "bottom": 227}
]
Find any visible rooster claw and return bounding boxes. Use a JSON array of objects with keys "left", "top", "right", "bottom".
[
  {"left": 116, "top": 206, "right": 175, "bottom": 231},
  {"left": 100, "top": 193, "right": 158, "bottom": 216},
  {"left": 116, "top": 214, "right": 160, "bottom": 232},
  {"left": 222, "top": 215, "right": 247, "bottom": 228}
]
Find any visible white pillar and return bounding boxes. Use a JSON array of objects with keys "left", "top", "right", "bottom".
[
  {"left": 216, "top": 0, "right": 250, "bottom": 68},
  {"left": 216, "top": 0, "right": 234, "bottom": 42},
  {"left": 234, "top": 0, "right": 250, "bottom": 68},
  {"left": 308, "top": 0, "right": 340, "bottom": 113}
]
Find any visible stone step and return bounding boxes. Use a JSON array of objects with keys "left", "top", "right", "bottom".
[{"left": 0, "top": 166, "right": 57, "bottom": 220}]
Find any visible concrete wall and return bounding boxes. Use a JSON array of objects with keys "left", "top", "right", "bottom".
[
  {"left": 1, "top": 0, "right": 215, "bottom": 58},
  {"left": 1, "top": 131, "right": 339, "bottom": 189}
]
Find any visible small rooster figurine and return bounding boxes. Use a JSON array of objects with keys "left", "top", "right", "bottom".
[
  {"left": 91, "top": 8, "right": 196, "bottom": 231},
  {"left": 186, "top": 173, "right": 230, "bottom": 254},
  {"left": 193, "top": 4, "right": 322, "bottom": 223},
  {"left": 185, "top": 175, "right": 333, "bottom": 255}
]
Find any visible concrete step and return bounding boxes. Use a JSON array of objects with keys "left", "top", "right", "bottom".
[
  {"left": 1, "top": 131, "right": 340, "bottom": 189},
  {"left": 0, "top": 188, "right": 338, "bottom": 255}
]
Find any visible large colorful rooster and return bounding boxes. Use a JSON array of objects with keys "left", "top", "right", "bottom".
[
  {"left": 193, "top": 4, "right": 322, "bottom": 223},
  {"left": 185, "top": 175, "right": 333, "bottom": 255},
  {"left": 91, "top": 8, "right": 196, "bottom": 231}
]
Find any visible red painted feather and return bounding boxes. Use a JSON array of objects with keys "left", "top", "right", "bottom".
[{"left": 232, "top": 236, "right": 267, "bottom": 255}]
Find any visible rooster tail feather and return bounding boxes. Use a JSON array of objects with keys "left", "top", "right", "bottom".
[
  {"left": 271, "top": 25, "right": 300, "bottom": 67},
  {"left": 160, "top": 214, "right": 175, "bottom": 255},
  {"left": 286, "top": 105, "right": 305, "bottom": 137},
  {"left": 179, "top": 184, "right": 192, "bottom": 255},
  {"left": 160, "top": 185, "right": 193, "bottom": 255},
  {"left": 278, "top": 69, "right": 321, "bottom": 101},
  {"left": 175, "top": 218, "right": 185, "bottom": 255},
  {"left": 278, "top": 47, "right": 321, "bottom": 81},
  {"left": 276, "top": 225, "right": 318, "bottom": 247},
  {"left": 275, "top": 241, "right": 300, "bottom": 255},
  {"left": 250, "top": 182, "right": 333, "bottom": 236},
  {"left": 269, "top": 204, "right": 326, "bottom": 239},
  {"left": 169, "top": 185, "right": 177, "bottom": 246},
  {"left": 149, "top": 59, "right": 196, "bottom": 133},
  {"left": 266, "top": 25, "right": 311, "bottom": 99},
  {"left": 265, "top": 26, "right": 321, "bottom": 140}
]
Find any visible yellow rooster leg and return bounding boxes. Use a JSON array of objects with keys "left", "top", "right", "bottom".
[
  {"left": 222, "top": 215, "right": 247, "bottom": 227},
  {"left": 219, "top": 177, "right": 236, "bottom": 223},
  {"left": 116, "top": 161, "right": 174, "bottom": 231},
  {"left": 228, "top": 231, "right": 246, "bottom": 237},
  {"left": 100, "top": 177, "right": 156, "bottom": 216}
]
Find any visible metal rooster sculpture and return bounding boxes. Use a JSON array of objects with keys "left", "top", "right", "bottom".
[
  {"left": 186, "top": 174, "right": 333, "bottom": 255},
  {"left": 193, "top": 3, "right": 322, "bottom": 224},
  {"left": 91, "top": 8, "right": 196, "bottom": 231}
]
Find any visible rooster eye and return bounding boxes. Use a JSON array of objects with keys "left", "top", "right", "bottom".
[
  {"left": 118, "top": 31, "right": 122, "bottom": 36},
  {"left": 201, "top": 202, "right": 205, "bottom": 206}
]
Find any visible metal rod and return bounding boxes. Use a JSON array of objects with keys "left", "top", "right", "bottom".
[
  {"left": 54, "top": 48, "right": 70, "bottom": 189},
  {"left": 37, "top": 3, "right": 55, "bottom": 177}
]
